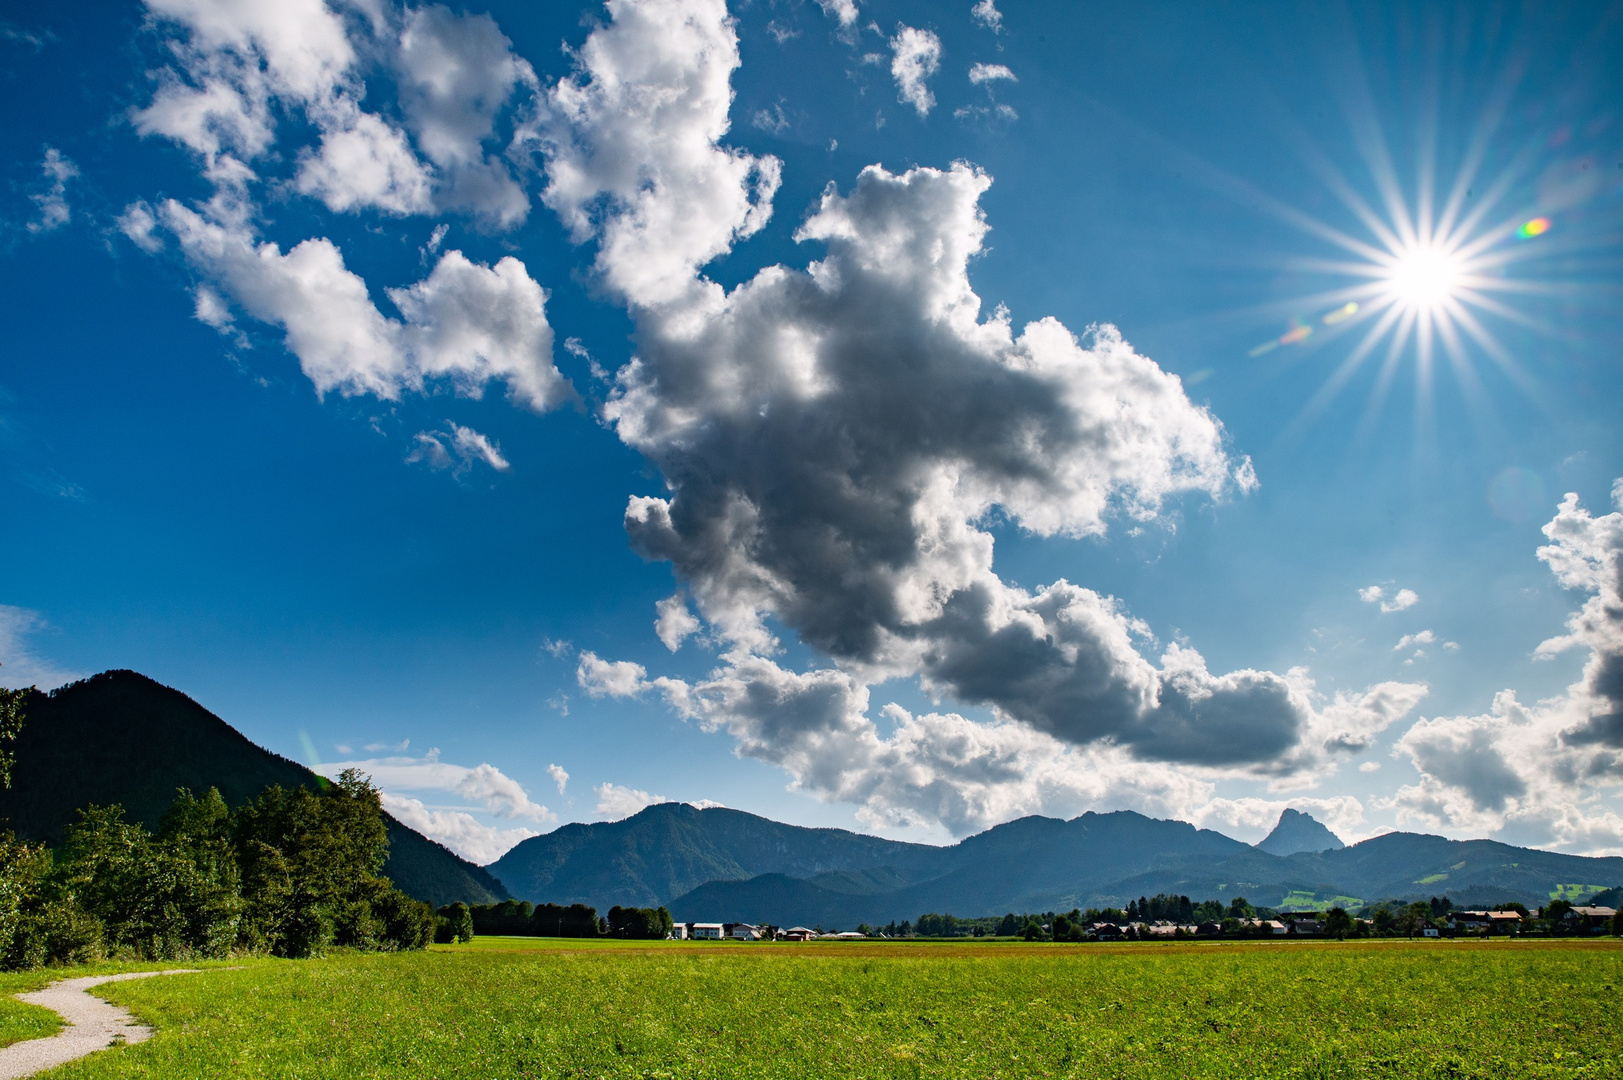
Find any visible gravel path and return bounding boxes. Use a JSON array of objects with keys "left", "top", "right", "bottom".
[{"left": 0, "top": 970, "right": 200, "bottom": 1079}]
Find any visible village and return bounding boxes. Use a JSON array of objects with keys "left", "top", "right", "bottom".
[{"left": 660, "top": 903, "right": 1619, "bottom": 942}]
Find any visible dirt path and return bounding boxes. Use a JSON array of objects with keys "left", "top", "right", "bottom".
[{"left": 0, "top": 970, "right": 200, "bottom": 1079}]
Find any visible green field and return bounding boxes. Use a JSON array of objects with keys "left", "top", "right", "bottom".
[{"left": 4, "top": 938, "right": 1620, "bottom": 1078}]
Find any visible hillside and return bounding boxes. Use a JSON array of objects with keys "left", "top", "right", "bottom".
[
  {"left": 487, "top": 801, "right": 941, "bottom": 909},
  {"left": 0, "top": 670, "right": 509, "bottom": 907}
]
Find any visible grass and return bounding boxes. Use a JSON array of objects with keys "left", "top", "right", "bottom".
[
  {"left": 10, "top": 938, "right": 1622, "bottom": 1079},
  {"left": 1275, "top": 891, "right": 1365, "bottom": 912},
  {"left": 0, "top": 971, "right": 61, "bottom": 1048}
]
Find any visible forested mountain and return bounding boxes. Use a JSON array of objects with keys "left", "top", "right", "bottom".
[
  {"left": 486, "top": 801, "right": 941, "bottom": 909},
  {"left": 0, "top": 671, "right": 509, "bottom": 907},
  {"left": 499, "top": 801, "right": 1623, "bottom": 927}
]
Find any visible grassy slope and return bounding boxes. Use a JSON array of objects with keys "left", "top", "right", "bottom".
[{"left": 42, "top": 939, "right": 1623, "bottom": 1079}]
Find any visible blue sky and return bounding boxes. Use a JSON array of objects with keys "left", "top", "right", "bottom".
[{"left": 3, "top": 0, "right": 1621, "bottom": 863}]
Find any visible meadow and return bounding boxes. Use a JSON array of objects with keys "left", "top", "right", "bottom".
[{"left": 3, "top": 937, "right": 1619, "bottom": 1079}]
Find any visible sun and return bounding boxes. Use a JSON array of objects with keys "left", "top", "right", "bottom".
[{"left": 1384, "top": 244, "right": 1462, "bottom": 312}]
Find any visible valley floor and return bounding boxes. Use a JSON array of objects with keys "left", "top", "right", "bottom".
[{"left": 4, "top": 938, "right": 1619, "bottom": 1078}]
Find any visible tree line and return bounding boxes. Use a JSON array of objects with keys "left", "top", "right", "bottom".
[
  {"left": 0, "top": 772, "right": 438, "bottom": 969},
  {"left": 441, "top": 899, "right": 676, "bottom": 941}
]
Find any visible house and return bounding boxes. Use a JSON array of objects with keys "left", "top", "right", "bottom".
[
  {"left": 1289, "top": 919, "right": 1324, "bottom": 936},
  {"left": 1088, "top": 922, "right": 1125, "bottom": 941},
  {"left": 1196, "top": 921, "right": 1223, "bottom": 937},
  {"left": 728, "top": 923, "right": 761, "bottom": 941},
  {"left": 778, "top": 926, "right": 816, "bottom": 941},
  {"left": 690, "top": 923, "right": 725, "bottom": 940},
  {"left": 1146, "top": 922, "right": 1179, "bottom": 938},
  {"left": 1566, "top": 906, "right": 1617, "bottom": 933},
  {"left": 1450, "top": 910, "right": 1522, "bottom": 935},
  {"left": 668, "top": 923, "right": 689, "bottom": 940},
  {"left": 1421, "top": 927, "right": 1440, "bottom": 938},
  {"left": 820, "top": 930, "right": 866, "bottom": 939}
]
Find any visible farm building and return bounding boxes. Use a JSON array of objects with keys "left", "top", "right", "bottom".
[{"left": 690, "top": 923, "right": 725, "bottom": 940}]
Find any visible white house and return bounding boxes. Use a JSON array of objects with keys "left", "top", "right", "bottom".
[
  {"left": 690, "top": 923, "right": 725, "bottom": 940},
  {"left": 668, "top": 923, "right": 689, "bottom": 940},
  {"left": 730, "top": 924, "right": 761, "bottom": 941}
]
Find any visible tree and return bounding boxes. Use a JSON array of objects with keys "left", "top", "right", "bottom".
[
  {"left": 1544, "top": 899, "right": 1574, "bottom": 933},
  {"left": 1404, "top": 901, "right": 1432, "bottom": 938},
  {"left": 995, "top": 913, "right": 1020, "bottom": 936},
  {"left": 232, "top": 771, "right": 420, "bottom": 957},
  {"left": 1323, "top": 907, "right": 1354, "bottom": 941},
  {"left": 437, "top": 902, "right": 474, "bottom": 943},
  {"left": 1227, "top": 897, "right": 1255, "bottom": 919},
  {"left": 0, "top": 666, "right": 27, "bottom": 789}
]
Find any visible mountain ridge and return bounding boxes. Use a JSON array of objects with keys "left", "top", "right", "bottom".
[{"left": 0, "top": 670, "right": 510, "bottom": 908}]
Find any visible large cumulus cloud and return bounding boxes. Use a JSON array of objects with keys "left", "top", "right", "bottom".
[
  {"left": 1386, "top": 481, "right": 1623, "bottom": 853},
  {"left": 550, "top": 0, "right": 1423, "bottom": 832}
]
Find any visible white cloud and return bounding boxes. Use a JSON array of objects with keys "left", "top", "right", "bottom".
[
  {"left": 294, "top": 108, "right": 434, "bottom": 215},
  {"left": 116, "top": 202, "right": 165, "bottom": 253},
  {"left": 815, "top": 0, "right": 859, "bottom": 28},
  {"left": 967, "top": 63, "right": 1015, "bottom": 84},
  {"left": 1359, "top": 760, "right": 1381, "bottom": 772},
  {"left": 1394, "top": 629, "right": 1435, "bottom": 651},
  {"left": 155, "top": 200, "right": 569, "bottom": 410},
  {"left": 408, "top": 422, "right": 510, "bottom": 475},
  {"left": 654, "top": 593, "right": 701, "bottom": 652},
  {"left": 1383, "top": 481, "right": 1623, "bottom": 854},
  {"left": 595, "top": 781, "right": 669, "bottom": 820},
  {"left": 0, "top": 606, "right": 80, "bottom": 691},
  {"left": 970, "top": 0, "right": 1003, "bottom": 32},
  {"left": 321, "top": 748, "right": 552, "bottom": 861},
  {"left": 135, "top": 0, "right": 537, "bottom": 224},
  {"left": 534, "top": 0, "right": 781, "bottom": 307},
  {"left": 1360, "top": 585, "right": 1418, "bottom": 612},
  {"left": 577, "top": 651, "right": 653, "bottom": 698},
  {"left": 26, "top": 148, "right": 77, "bottom": 233},
  {"left": 394, "top": 4, "right": 534, "bottom": 227},
  {"left": 546, "top": 763, "right": 569, "bottom": 795},
  {"left": 889, "top": 26, "right": 941, "bottom": 117},
  {"left": 381, "top": 793, "right": 538, "bottom": 864}
]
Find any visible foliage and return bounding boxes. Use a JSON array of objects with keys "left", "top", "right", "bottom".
[
  {"left": 0, "top": 667, "right": 24, "bottom": 790},
  {"left": 0, "top": 772, "right": 433, "bottom": 968},
  {"left": 606, "top": 905, "right": 673, "bottom": 940},
  {"left": 67, "top": 939, "right": 1623, "bottom": 1079},
  {"left": 436, "top": 903, "right": 474, "bottom": 944},
  {"left": 466, "top": 899, "right": 606, "bottom": 939}
]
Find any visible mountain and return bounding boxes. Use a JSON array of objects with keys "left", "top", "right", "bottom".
[
  {"left": 1255, "top": 809, "right": 1345, "bottom": 856},
  {"left": 495, "top": 799, "right": 1623, "bottom": 928},
  {"left": 487, "top": 801, "right": 941, "bottom": 909},
  {"left": 0, "top": 670, "right": 509, "bottom": 908}
]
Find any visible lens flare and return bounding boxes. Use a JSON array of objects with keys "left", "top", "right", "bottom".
[{"left": 1517, "top": 217, "right": 1551, "bottom": 238}]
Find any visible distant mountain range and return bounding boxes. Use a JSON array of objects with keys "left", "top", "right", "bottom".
[
  {"left": 492, "top": 801, "right": 1623, "bottom": 928},
  {"left": 0, "top": 671, "right": 509, "bottom": 908},
  {"left": 8, "top": 670, "right": 1621, "bottom": 930}
]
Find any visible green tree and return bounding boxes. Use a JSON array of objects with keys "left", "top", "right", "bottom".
[
  {"left": 0, "top": 666, "right": 27, "bottom": 789},
  {"left": 1226, "top": 896, "right": 1255, "bottom": 919},
  {"left": 232, "top": 770, "right": 418, "bottom": 957},
  {"left": 436, "top": 902, "right": 474, "bottom": 944},
  {"left": 1403, "top": 901, "right": 1432, "bottom": 937},
  {"left": 1543, "top": 899, "right": 1574, "bottom": 933},
  {"left": 1323, "top": 907, "right": 1354, "bottom": 940}
]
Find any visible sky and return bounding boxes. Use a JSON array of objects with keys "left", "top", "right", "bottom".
[{"left": 2, "top": 0, "right": 1622, "bottom": 865}]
